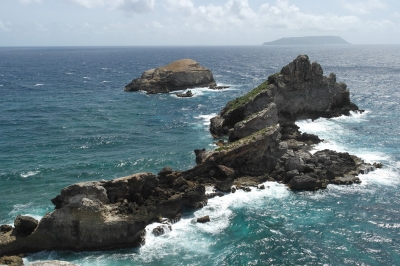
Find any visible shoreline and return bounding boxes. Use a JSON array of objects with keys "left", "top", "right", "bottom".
[{"left": 0, "top": 55, "right": 382, "bottom": 259}]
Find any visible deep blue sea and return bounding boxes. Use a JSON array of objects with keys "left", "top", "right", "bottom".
[{"left": 1, "top": 45, "right": 399, "bottom": 265}]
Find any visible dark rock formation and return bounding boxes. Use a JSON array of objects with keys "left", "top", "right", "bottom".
[
  {"left": 14, "top": 215, "right": 38, "bottom": 236},
  {"left": 0, "top": 172, "right": 206, "bottom": 256},
  {"left": 125, "top": 59, "right": 216, "bottom": 93},
  {"left": 0, "top": 55, "right": 379, "bottom": 257},
  {"left": 210, "top": 55, "right": 360, "bottom": 137},
  {"left": 0, "top": 225, "right": 12, "bottom": 233},
  {"left": 197, "top": 216, "right": 210, "bottom": 223},
  {"left": 0, "top": 255, "right": 24, "bottom": 266}
]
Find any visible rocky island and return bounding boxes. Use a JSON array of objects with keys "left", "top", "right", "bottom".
[
  {"left": 125, "top": 59, "right": 216, "bottom": 94},
  {"left": 0, "top": 55, "right": 380, "bottom": 259},
  {"left": 263, "top": 36, "right": 349, "bottom": 45}
]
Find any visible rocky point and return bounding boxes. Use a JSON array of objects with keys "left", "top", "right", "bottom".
[{"left": 0, "top": 55, "right": 380, "bottom": 259}]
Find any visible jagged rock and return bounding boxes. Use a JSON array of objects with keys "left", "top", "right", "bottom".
[
  {"left": 0, "top": 255, "right": 24, "bottom": 266},
  {"left": 125, "top": 59, "right": 216, "bottom": 93},
  {"left": 0, "top": 55, "right": 378, "bottom": 258},
  {"left": 330, "top": 175, "right": 361, "bottom": 185},
  {"left": 152, "top": 224, "right": 172, "bottom": 236},
  {"left": 289, "top": 175, "right": 327, "bottom": 190},
  {"left": 183, "top": 185, "right": 207, "bottom": 208},
  {"left": 258, "top": 184, "right": 265, "bottom": 189},
  {"left": 14, "top": 215, "right": 38, "bottom": 235},
  {"left": 215, "top": 178, "right": 234, "bottom": 192},
  {"left": 0, "top": 172, "right": 206, "bottom": 256},
  {"left": 229, "top": 103, "right": 278, "bottom": 141},
  {"left": 0, "top": 225, "right": 12, "bottom": 233},
  {"left": 197, "top": 216, "right": 210, "bottom": 223},
  {"left": 184, "top": 124, "right": 285, "bottom": 179},
  {"left": 210, "top": 54, "right": 360, "bottom": 136}
]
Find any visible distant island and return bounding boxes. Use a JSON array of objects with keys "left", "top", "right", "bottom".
[{"left": 263, "top": 36, "right": 350, "bottom": 45}]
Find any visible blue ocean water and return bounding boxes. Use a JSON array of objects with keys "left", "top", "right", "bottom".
[{"left": 0, "top": 45, "right": 399, "bottom": 265}]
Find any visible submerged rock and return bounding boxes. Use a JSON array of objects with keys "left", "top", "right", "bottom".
[{"left": 125, "top": 59, "right": 216, "bottom": 93}]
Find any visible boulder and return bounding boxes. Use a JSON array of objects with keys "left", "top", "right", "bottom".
[
  {"left": 0, "top": 255, "right": 24, "bottom": 266},
  {"left": 0, "top": 225, "right": 12, "bottom": 233},
  {"left": 14, "top": 215, "right": 38, "bottom": 235},
  {"left": 215, "top": 178, "right": 234, "bottom": 192},
  {"left": 125, "top": 59, "right": 216, "bottom": 93},
  {"left": 289, "top": 175, "right": 327, "bottom": 190},
  {"left": 197, "top": 216, "right": 210, "bottom": 223}
]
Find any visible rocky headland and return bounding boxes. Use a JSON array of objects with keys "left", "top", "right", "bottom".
[
  {"left": 125, "top": 59, "right": 216, "bottom": 94},
  {"left": 0, "top": 55, "right": 380, "bottom": 260}
]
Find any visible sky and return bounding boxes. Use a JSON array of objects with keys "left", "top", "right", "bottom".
[{"left": 0, "top": 0, "right": 399, "bottom": 46}]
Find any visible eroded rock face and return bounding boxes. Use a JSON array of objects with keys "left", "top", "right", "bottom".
[
  {"left": 125, "top": 59, "right": 216, "bottom": 93},
  {"left": 14, "top": 215, "right": 38, "bottom": 235},
  {"left": 210, "top": 55, "right": 360, "bottom": 136},
  {"left": 0, "top": 55, "right": 377, "bottom": 257},
  {"left": 0, "top": 172, "right": 206, "bottom": 256}
]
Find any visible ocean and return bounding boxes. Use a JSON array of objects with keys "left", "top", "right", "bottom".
[{"left": 0, "top": 45, "right": 399, "bottom": 265}]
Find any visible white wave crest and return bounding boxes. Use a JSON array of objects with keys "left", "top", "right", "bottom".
[
  {"left": 194, "top": 113, "right": 217, "bottom": 126},
  {"left": 20, "top": 170, "right": 40, "bottom": 178}
]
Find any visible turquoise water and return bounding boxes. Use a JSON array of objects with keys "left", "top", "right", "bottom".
[{"left": 0, "top": 46, "right": 399, "bottom": 265}]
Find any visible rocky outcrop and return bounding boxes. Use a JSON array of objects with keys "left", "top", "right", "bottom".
[
  {"left": 0, "top": 172, "right": 206, "bottom": 256},
  {"left": 210, "top": 55, "right": 359, "bottom": 137},
  {"left": 0, "top": 55, "right": 378, "bottom": 257},
  {"left": 125, "top": 59, "right": 216, "bottom": 93},
  {"left": 0, "top": 255, "right": 24, "bottom": 266}
]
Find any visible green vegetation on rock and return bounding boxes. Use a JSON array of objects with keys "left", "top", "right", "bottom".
[{"left": 224, "top": 80, "right": 271, "bottom": 114}]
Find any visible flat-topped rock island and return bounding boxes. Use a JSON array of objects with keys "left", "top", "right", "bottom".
[{"left": 125, "top": 59, "right": 216, "bottom": 94}]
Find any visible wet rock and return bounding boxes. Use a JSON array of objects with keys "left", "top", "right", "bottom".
[
  {"left": 215, "top": 178, "right": 234, "bottom": 192},
  {"left": 0, "top": 225, "right": 12, "bottom": 233},
  {"left": 289, "top": 175, "right": 327, "bottom": 190},
  {"left": 0, "top": 255, "right": 24, "bottom": 266},
  {"left": 197, "top": 216, "right": 210, "bottom": 223},
  {"left": 14, "top": 215, "right": 38, "bottom": 235},
  {"left": 152, "top": 224, "right": 172, "bottom": 236}
]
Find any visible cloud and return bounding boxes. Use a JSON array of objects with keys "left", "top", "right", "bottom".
[
  {"left": 162, "top": 0, "right": 361, "bottom": 34},
  {"left": 18, "top": 0, "right": 42, "bottom": 4},
  {"left": 66, "top": 0, "right": 154, "bottom": 12},
  {"left": 0, "top": 20, "right": 12, "bottom": 32},
  {"left": 343, "top": 0, "right": 386, "bottom": 15},
  {"left": 257, "top": 0, "right": 360, "bottom": 31}
]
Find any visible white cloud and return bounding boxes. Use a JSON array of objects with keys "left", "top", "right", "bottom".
[
  {"left": 0, "top": 20, "right": 12, "bottom": 32},
  {"left": 257, "top": 0, "right": 360, "bottom": 31},
  {"left": 162, "top": 0, "right": 361, "bottom": 34},
  {"left": 18, "top": 0, "right": 42, "bottom": 4},
  {"left": 344, "top": 0, "right": 386, "bottom": 15},
  {"left": 392, "top": 12, "right": 400, "bottom": 19},
  {"left": 66, "top": 0, "right": 154, "bottom": 12},
  {"left": 366, "top": 19, "right": 396, "bottom": 30}
]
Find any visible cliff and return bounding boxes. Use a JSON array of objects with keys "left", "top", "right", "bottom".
[
  {"left": 125, "top": 59, "right": 216, "bottom": 93},
  {"left": 210, "top": 55, "right": 359, "bottom": 137},
  {"left": 263, "top": 36, "right": 349, "bottom": 45}
]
